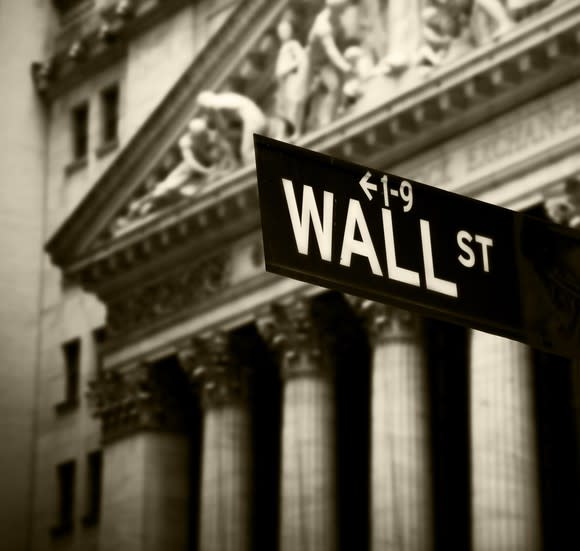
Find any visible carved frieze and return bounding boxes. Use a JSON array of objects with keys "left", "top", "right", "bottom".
[
  {"left": 100, "top": 0, "right": 563, "bottom": 233},
  {"left": 87, "top": 361, "right": 188, "bottom": 443},
  {"left": 107, "top": 251, "right": 231, "bottom": 336}
]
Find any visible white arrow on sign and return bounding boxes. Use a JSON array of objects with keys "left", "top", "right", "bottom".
[{"left": 359, "top": 171, "right": 377, "bottom": 201}]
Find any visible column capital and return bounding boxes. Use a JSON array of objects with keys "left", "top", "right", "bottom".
[
  {"left": 544, "top": 178, "right": 580, "bottom": 229},
  {"left": 346, "top": 296, "right": 420, "bottom": 344},
  {"left": 177, "top": 331, "right": 248, "bottom": 409},
  {"left": 256, "top": 297, "right": 329, "bottom": 379},
  {"left": 87, "top": 362, "right": 187, "bottom": 444}
]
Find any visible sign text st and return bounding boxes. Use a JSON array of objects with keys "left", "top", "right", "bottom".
[{"left": 254, "top": 135, "right": 580, "bottom": 358}]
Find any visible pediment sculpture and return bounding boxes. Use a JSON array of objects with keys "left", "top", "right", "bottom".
[{"left": 110, "top": 0, "right": 558, "bottom": 234}]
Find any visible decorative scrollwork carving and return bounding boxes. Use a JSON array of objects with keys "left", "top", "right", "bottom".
[
  {"left": 545, "top": 179, "right": 580, "bottom": 229},
  {"left": 177, "top": 332, "right": 249, "bottom": 409},
  {"left": 107, "top": 252, "right": 231, "bottom": 336},
  {"left": 87, "top": 362, "right": 187, "bottom": 443},
  {"left": 257, "top": 297, "right": 331, "bottom": 379},
  {"left": 532, "top": 177, "right": 580, "bottom": 350},
  {"left": 346, "top": 296, "right": 421, "bottom": 344}
]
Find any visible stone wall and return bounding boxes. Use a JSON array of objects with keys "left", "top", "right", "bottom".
[{"left": 0, "top": 2, "right": 51, "bottom": 550}]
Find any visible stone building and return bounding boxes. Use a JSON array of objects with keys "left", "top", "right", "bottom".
[{"left": 2, "top": 0, "right": 580, "bottom": 549}]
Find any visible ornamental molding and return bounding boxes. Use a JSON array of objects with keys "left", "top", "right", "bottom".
[
  {"left": 177, "top": 332, "right": 250, "bottom": 409},
  {"left": 105, "top": 248, "right": 232, "bottom": 337},
  {"left": 544, "top": 176, "right": 580, "bottom": 228},
  {"left": 533, "top": 175, "right": 580, "bottom": 349},
  {"left": 32, "top": 0, "right": 192, "bottom": 99},
  {"left": 46, "top": 0, "right": 580, "bottom": 284},
  {"left": 257, "top": 297, "right": 332, "bottom": 379},
  {"left": 346, "top": 296, "right": 422, "bottom": 344}
]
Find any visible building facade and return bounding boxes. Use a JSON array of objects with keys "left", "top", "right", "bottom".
[{"left": 7, "top": 0, "right": 580, "bottom": 549}]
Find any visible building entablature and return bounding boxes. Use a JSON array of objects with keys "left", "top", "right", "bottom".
[
  {"left": 33, "top": 0, "right": 212, "bottom": 98},
  {"left": 46, "top": 0, "right": 580, "bottom": 365}
]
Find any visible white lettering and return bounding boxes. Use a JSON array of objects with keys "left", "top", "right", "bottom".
[
  {"left": 420, "top": 219, "right": 458, "bottom": 298},
  {"left": 475, "top": 235, "right": 494, "bottom": 272},
  {"left": 282, "top": 179, "right": 333, "bottom": 261},
  {"left": 340, "top": 199, "right": 383, "bottom": 276},
  {"left": 382, "top": 209, "right": 420, "bottom": 287},
  {"left": 457, "top": 230, "right": 475, "bottom": 268}
]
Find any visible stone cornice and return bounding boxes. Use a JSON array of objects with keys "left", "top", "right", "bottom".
[
  {"left": 48, "top": 1, "right": 580, "bottom": 286},
  {"left": 31, "top": 0, "right": 195, "bottom": 98},
  {"left": 33, "top": 0, "right": 202, "bottom": 99},
  {"left": 45, "top": 0, "right": 290, "bottom": 268}
]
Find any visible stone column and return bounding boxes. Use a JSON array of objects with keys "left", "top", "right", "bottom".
[
  {"left": 88, "top": 362, "right": 190, "bottom": 551},
  {"left": 469, "top": 332, "right": 541, "bottom": 550},
  {"left": 180, "top": 332, "right": 251, "bottom": 551},
  {"left": 351, "top": 299, "right": 433, "bottom": 551},
  {"left": 258, "top": 298, "right": 336, "bottom": 551}
]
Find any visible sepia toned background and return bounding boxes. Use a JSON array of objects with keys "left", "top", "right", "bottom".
[{"left": 1, "top": 0, "right": 580, "bottom": 550}]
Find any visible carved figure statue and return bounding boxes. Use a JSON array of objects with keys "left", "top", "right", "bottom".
[
  {"left": 359, "top": 0, "right": 389, "bottom": 61},
  {"left": 341, "top": 45, "right": 378, "bottom": 104},
  {"left": 416, "top": 0, "right": 485, "bottom": 67},
  {"left": 148, "top": 118, "right": 223, "bottom": 199},
  {"left": 418, "top": 4, "right": 458, "bottom": 66},
  {"left": 274, "top": 17, "right": 308, "bottom": 138},
  {"left": 122, "top": 116, "right": 236, "bottom": 221},
  {"left": 196, "top": 90, "right": 267, "bottom": 165},
  {"left": 471, "top": 0, "right": 515, "bottom": 43},
  {"left": 305, "top": 0, "right": 353, "bottom": 130}
]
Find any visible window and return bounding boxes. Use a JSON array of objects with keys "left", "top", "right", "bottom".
[
  {"left": 52, "top": 0, "right": 87, "bottom": 12},
  {"left": 51, "top": 460, "right": 76, "bottom": 538},
  {"left": 100, "top": 84, "right": 119, "bottom": 148},
  {"left": 56, "top": 338, "right": 81, "bottom": 413},
  {"left": 83, "top": 451, "right": 102, "bottom": 526},
  {"left": 71, "top": 102, "right": 89, "bottom": 162},
  {"left": 52, "top": 0, "right": 94, "bottom": 25},
  {"left": 92, "top": 327, "right": 106, "bottom": 375}
]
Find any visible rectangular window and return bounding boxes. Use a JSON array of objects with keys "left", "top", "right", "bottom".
[
  {"left": 83, "top": 450, "right": 102, "bottom": 525},
  {"left": 56, "top": 338, "right": 81, "bottom": 413},
  {"left": 100, "top": 84, "right": 119, "bottom": 146},
  {"left": 92, "top": 327, "right": 106, "bottom": 376},
  {"left": 52, "top": 0, "right": 88, "bottom": 12},
  {"left": 51, "top": 460, "right": 75, "bottom": 537},
  {"left": 53, "top": 0, "right": 94, "bottom": 26},
  {"left": 71, "top": 102, "right": 89, "bottom": 161}
]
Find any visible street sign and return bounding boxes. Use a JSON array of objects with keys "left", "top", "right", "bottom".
[{"left": 254, "top": 134, "right": 580, "bottom": 358}]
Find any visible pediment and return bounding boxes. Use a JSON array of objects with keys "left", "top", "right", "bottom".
[
  {"left": 46, "top": 0, "right": 580, "bottom": 286},
  {"left": 46, "top": 0, "right": 301, "bottom": 269}
]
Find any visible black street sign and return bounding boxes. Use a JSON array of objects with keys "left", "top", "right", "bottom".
[{"left": 254, "top": 134, "right": 580, "bottom": 358}]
